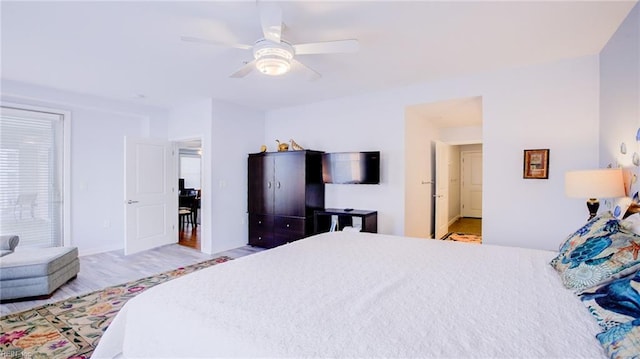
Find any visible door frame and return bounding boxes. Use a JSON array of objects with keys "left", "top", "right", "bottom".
[{"left": 173, "top": 137, "right": 204, "bottom": 251}]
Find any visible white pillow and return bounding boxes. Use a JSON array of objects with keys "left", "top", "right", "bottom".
[
  {"left": 0, "top": 234, "right": 19, "bottom": 251},
  {"left": 612, "top": 197, "right": 633, "bottom": 219},
  {"left": 621, "top": 212, "right": 640, "bottom": 235}
]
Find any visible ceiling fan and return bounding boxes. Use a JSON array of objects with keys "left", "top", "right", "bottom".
[{"left": 181, "top": 2, "right": 359, "bottom": 80}]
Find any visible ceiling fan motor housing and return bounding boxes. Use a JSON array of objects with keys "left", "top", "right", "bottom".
[{"left": 253, "top": 39, "right": 295, "bottom": 76}]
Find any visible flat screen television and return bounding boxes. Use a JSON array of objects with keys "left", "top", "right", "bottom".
[{"left": 322, "top": 151, "right": 380, "bottom": 184}]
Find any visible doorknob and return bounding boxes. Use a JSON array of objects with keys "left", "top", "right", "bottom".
[
  {"left": 126, "top": 200, "right": 139, "bottom": 204},
  {"left": 433, "top": 194, "right": 444, "bottom": 198}
]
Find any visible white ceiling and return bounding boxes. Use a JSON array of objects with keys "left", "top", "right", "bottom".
[
  {"left": 1, "top": 1, "right": 636, "bottom": 112},
  {"left": 407, "top": 96, "right": 483, "bottom": 128}
]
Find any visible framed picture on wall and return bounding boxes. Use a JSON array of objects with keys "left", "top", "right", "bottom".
[{"left": 523, "top": 149, "right": 550, "bottom": 179}]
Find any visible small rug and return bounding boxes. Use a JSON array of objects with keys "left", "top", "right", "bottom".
[
  {"left": 442, "top": 232, "right": 482, "bottom": 244},
  {"left": 0, "top": 256, "right": 232, "bottom": 359}
]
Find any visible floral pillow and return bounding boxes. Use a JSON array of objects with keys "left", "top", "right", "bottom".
[
  {"left": 555, "top": 212, "right": 618, "bottom": 254},
  {"left": 550, "top": 212, "right": 640, "bottom": 291},
  {"left": 596, "top": 318, "right": 640, "bottom": 359},
  {"left": 578, "top": 269, "right": 640, "bottom": 358},
  {"left": 579, "top": 271, "right": 640, "bottom": 330}
]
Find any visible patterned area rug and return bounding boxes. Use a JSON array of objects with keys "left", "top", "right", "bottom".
[
  {"left": 0, "top": 256, "right": 232, "bottom": 359},
  {"left": 442, "top": 232, "right": 482, "bottom": 244}
]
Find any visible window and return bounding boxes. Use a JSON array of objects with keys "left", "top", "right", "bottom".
[
  {"left": 0, "top": 105, "right": 69, "bottom": 247},
  {"left": 179, "top": 148, "right": 201, "bottom": 189}
]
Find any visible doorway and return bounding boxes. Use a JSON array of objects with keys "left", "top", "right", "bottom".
[
  {"left": 446, "top": 145, "right": 483, "bottom": 238},
  {"left": 404, "top": 96, "right": 483, "bottom": 240},
  {"left": 176, "top": 139, "right": 202, "bottom": 250},
  {"left": 433, "top": 143, "right": 483, "bottom": 239}
]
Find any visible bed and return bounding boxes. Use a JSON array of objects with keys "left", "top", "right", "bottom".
[{"left": 93, "top": 230, "right": 612, "bottom": 358}]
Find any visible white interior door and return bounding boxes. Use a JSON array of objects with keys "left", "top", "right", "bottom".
[
  {"left": 434, "top": 141, "right": 450, "bottom": 239},
  {"left": 124, "top": 137, "right": 176, "bottom": 255},
  {"left": 461, "top": 151, "right": 483, "bottom": 218}
]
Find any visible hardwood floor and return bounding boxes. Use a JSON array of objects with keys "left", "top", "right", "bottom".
[
  {"left": 448, "top": 217, "right": 482, "bottom": 236},
  {"left": 1, "top": 243, "right": 264, "bottom": 316},
  {"left": 179, "top": 223, "right": 200, "bottom": 250}
]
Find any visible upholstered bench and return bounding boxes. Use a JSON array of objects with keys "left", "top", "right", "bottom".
[{"left": 0, "top": 246, "right": 80, "bottom": 301}]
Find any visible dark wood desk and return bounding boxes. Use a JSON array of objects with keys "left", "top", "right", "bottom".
[{"left": 314, "top": 208, "right": 378, "bottom": 233}]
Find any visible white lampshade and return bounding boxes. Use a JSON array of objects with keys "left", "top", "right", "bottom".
[{"left": 565, "top": 168, "right": 625, "bottom": 199}]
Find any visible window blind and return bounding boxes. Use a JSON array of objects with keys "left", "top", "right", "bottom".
[
  {"left": 0, "top": 106, "right": 64, "bottom": 248},
  {"left": 179, "top": 148, "right": 201, "bottom": 189}
]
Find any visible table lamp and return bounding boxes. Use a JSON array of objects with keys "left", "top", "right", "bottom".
[{"left": 565, "top": 168, "right": 625, "bottom": 220}]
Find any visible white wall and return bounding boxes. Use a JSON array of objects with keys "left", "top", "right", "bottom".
[
  {"left": 599, "top": 2, "right": 639, "bottom": 171},
  {"left": 1, "top": 80, "right": 169, "bottom": 255},
  {"left": 440, "top": 126, "right": 483, "bottom": 145},
  {"left": 168, "top": 99, "right": 264, "bottom": 254},
  {"left": 468, "top": 57, "right": 599, "bottom": 249},
  {"left": 266, "top": 96, "right": 406, "bottom": 235},
  {"left": 266, "top": 55, "right": 600, "bottom": 250},
  {"left": 210, "top": 100, "right": 264, "bottom": 253}
]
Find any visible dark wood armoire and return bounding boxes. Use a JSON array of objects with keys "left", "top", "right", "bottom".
[{"left": 247, "top": 150, "right": 324, "bottom": 248}]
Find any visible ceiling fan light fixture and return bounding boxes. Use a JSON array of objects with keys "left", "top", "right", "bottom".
[
  {"left": 256, "top": 56, "right": 291, "bottom": 76},
  {"left": 253, "top": 40, "right": 294, "bottom": 76}
]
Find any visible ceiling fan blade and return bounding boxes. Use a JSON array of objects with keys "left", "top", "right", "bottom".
[
  {"left": 294, "top": 39, "right": 359, "bottom": 55},
  {"left": 181, "top": 36, "right": 252, "bottom": 50},
  {"left": 230, "top": 60, "right": 256, "bottom": 78},
  {"left": 292, "top": 59, "right": 321, "bottom": 81},
  {"left": 258, "top": 1, "right": 282, "bottom": 43}
]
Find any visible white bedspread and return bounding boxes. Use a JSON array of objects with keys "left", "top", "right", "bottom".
[{"left": 93, "top": 232, "right": 604, "bottom": 358}]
